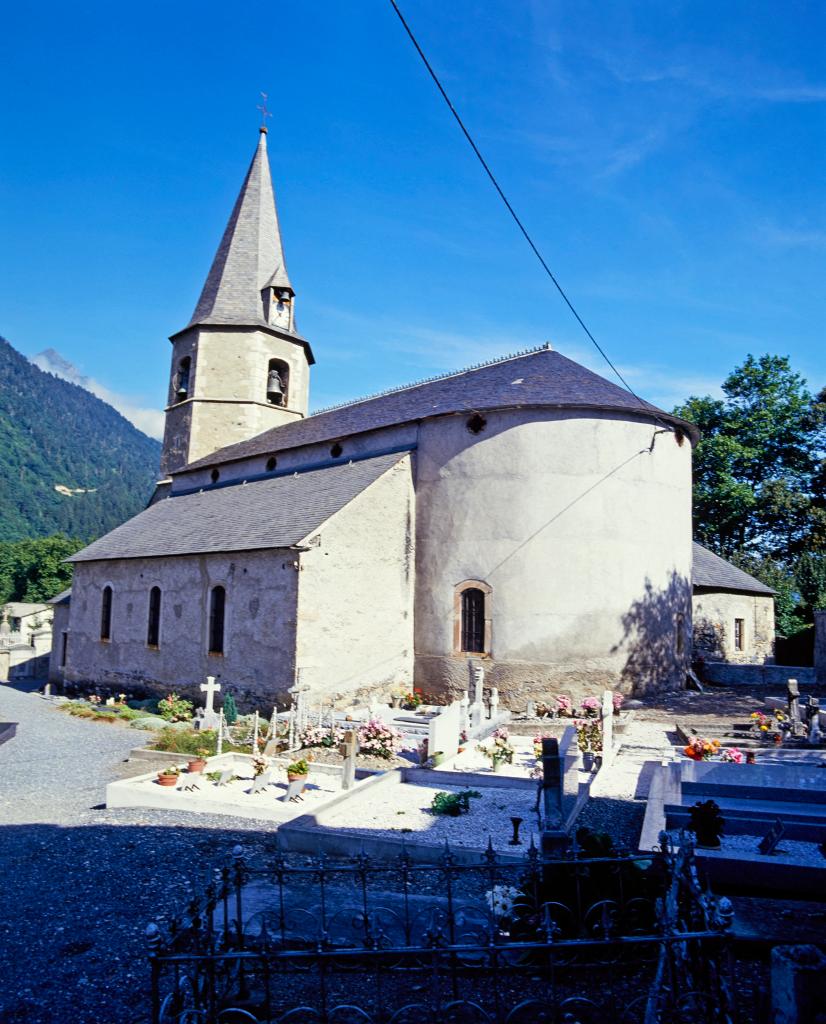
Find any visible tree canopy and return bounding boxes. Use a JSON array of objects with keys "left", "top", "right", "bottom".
[
  {"left": 675, "top": 355, "right": 825, "bottom": 635},
  {"left": 0, "top": 534, "right": 83, "bottom": 605}
]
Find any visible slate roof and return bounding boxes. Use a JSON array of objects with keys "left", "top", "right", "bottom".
[
  {"left": 68, "top": 452, "right": 407, "bottom": 563},
  {"left": 692, "top": 542, "right": 775, "bottom": 595},
  {"left": 182, "top": 346, "right": 698, "bottom": 474},
  {"left": 178, "top": 129, "right": 305, "bottom": 347},
  {"left": 47, "top": 588, "right": 72, "bottom": 605}
]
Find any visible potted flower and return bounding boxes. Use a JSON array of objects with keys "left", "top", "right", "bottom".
[
  {"left": 187, "top": 748, "right": 210, "bottom": 773},
  {"left": 555, "top": 695, "right": 573, "bottom": 717},
  {"left": 689, "top": 799, "right": 724, "bottom": 849},
  {"left": 286, "top": 758, "right": 309, "bottom": 782},
  {"left": 157, "top": 766, "right": 180, "bottom": 787},
  {"left": 580, "top": 696, "right": 600, "bottom": 718}
]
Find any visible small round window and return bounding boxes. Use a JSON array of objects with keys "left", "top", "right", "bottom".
[
  {"left": 330, "top": 442, "right": 343, "bottom": 458},
  {"left": 266, "top": 456, "right": 277, "bottom": 472},
  {"left": 210, "top": 469, "right": 220, "bottom": 483},
  {"left": 467, "top": 414, "right": 487, "bottom": 435}
]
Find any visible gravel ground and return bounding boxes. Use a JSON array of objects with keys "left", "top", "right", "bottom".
[{"left": 0, "top": 684, "right": 283, "bottom": 1024}]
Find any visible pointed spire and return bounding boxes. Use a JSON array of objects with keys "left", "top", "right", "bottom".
[{"left": 188, "top": 129, "right": 294, "bottom": 329}]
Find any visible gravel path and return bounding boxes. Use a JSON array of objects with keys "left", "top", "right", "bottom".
[{"left": 0, "top": 684, "right": 281, "bottom": 1024}]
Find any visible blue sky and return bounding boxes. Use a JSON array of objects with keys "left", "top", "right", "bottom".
[{"left": 2, "top": 0, "right": 824, "bottom": 439}]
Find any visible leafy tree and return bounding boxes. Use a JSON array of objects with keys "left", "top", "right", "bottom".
[
  {"left": 675, "top": 355, "right": 824, "bottom": 559},
  {"left": 0, "top": 534, "right": 83, "bottom": 604}
]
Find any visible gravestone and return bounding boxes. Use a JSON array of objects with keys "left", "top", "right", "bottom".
[
  {"left": 526, "top": 700, "right": 536, "bottom": 719},
  {"left": 805, "top": 697, "right": 821, "bottom": 745},
  {"left": 339, "top": 729, "right": 357, "bottom": 791},
  {"left": 249, "top": 770, "right": 272, "bottom": 796},
  {"left": 459, "top": 691, "right": 470, "bottom": 733},
  {"left": 178, "top": 775, "right": 201, "bottom": 793},
  {"left": 758, "top": 818, "right": 785, "bottom": 855},
  {"left": 200, "top": 676, "right": 221, "bottom": 730},
  {"left": 601, "top": 690, "right": 614, "bottom": 766},
  {"left": 470, "top": 663, "right": 484, "bottom": 730},
  {"left": 428, "top": 700, "right": 462, "bottom": 761},
  {"left": 216, "top": 769, "right": 234, "bottom": 787},
  {"left": 282, "top": 777, "right": 307, "bottom": 802},
  {"left": 489, "top": 687, "right": 499, "bottom": 721},
  {"left": 540, "top": 737, "right": 566, "bottom": 856},
  {"left": 787, "top": 680, "right": 805, "bottom": 738}
]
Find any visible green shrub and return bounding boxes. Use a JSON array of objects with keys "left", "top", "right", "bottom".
[
  {"left": 431, "top": 790, "right": 481, "bottom": 817},
  {"left": 157, "top": 693, "right": 194, "bottom": 722},
  {"left": 152, "top": 728, "right": 219, "bottom": 755},
  {"left": 286, "top": 759, "right": 310, "bottom": 776},
  {"left": 222, "top": 692, "right": 238, "bottom": 725}
]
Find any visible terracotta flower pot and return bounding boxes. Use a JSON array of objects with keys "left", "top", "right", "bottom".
[
  {"left": 157, "top": 773, "right": 178, "bottom": 787},
  {"left": 287, "top": 772, "right": 308, "bottom": 783},
  {"left": 187, "top": 759, "right": 207, "bottom": 773}
]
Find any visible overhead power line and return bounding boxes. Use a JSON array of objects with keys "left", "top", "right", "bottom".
[{"left": 387, "top": 0, "right": 672, "bottom": 431}]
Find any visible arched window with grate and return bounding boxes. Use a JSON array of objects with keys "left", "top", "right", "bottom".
[
  {"left": 147, "top": 586, "right": 162, "bottom": 648},
  {"left": 208, "top": 585, "right": 226, "bottom": 655},
  {"left": 454, "top": 580, "right": 492, "bottom": 655},
  {"left": 100, "top": 585, "right": 113, "bottom": 642}
]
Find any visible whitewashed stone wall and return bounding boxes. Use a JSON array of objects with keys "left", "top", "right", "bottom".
[
  {"left": 413, "top": 408, "right": 693, "bottom": 703},
  {"left": 64, "top": 549, "right": 300, "bottom": 709},
  {"left": 692, "top": 589, "right": 774, "bottom": 664},
  {"left": 295, "top": 456, "right": 415, "bottom": 704},
  {"left": 48, "top": 600, "right": 71, "bottom": 683}
]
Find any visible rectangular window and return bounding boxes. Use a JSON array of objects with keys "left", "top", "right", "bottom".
[
  {"left": 208, "top": 586, "right": 226, "bottom": 655},
  {"left": 60, "top": 631, "right": 68, "bottom": 667},
  {"left": 734, "top": 618, "right": 745, "bottom": 651}
]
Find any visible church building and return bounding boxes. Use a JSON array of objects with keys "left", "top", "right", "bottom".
[{"left": 62, "top": 128, "right": 703, "bottom": 710}]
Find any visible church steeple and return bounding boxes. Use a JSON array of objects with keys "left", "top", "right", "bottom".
[
  {"left": 189, "top": 128, "right": 296, "bottom": 334},
  {"left": 159, "top": 129, "right": 313, "bottom": 479}
]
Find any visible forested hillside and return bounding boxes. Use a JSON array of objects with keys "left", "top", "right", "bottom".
[{"left": 0, "top": 335, "right": 161, "bottom": 542}]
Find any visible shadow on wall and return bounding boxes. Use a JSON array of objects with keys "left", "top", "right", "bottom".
[
  {"left": 693, "top": 618, "right": 725, "bottom": 661},
  {"left": 611, "top": 571, "right": 692, "bottom": 696}
]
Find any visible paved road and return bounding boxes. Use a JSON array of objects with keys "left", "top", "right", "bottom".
[{"left": 0, "top": 684, "right": 276, "bottom": 1024}]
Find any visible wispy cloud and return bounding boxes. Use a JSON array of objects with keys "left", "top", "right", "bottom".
[
  {"left": 31, "top": 349, "right": 164, "bottom": 439},
  {"left": 753, "top": 220, "right": 826, "bottom": 250}
]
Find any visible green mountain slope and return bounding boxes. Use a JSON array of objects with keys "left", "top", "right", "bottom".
[{"left": 0, "top": 335, "right": 161, "bottom": 542}]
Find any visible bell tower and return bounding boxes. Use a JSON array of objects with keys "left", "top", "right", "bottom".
[{"left": 160, "top": 128, "right": 314, "bottom": 478}]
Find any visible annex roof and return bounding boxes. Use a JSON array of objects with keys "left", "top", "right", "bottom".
[
  {"left": 181, "top": 346, "right": 697, "bottom": 474},
  {"left": 68, "top": 452, "right": 407, "bottom": 563},
  {"left": 692, "top": 542, "right": 775, "bottom": 595}
]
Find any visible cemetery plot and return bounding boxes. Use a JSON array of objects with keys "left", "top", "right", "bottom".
[
  {"left": 105, "top": 753, "right": 343, "bottom": 823},
  {"left": 641, "top": 757, "right": 826, "bottom": 894}
]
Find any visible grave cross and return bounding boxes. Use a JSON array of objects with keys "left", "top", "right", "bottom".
[
  {"left": 200, "top": 676, "right": 222, "bottom": 731},
  {"left": 339, "top": 728, "right": 358, "bottom": 790},
  {"left": 540, "top": 737, "right": 567, "bottom": 857},
  {"left": 806, "top": 697, "right": 821, "bottom": 745}
]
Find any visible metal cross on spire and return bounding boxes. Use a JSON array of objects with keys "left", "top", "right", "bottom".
[{"left": 257, "top": 92, "right": 272, "bottom": 130}]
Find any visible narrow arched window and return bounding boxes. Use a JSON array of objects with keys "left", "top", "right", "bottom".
[
  {"left": 147, "top": 587, "right": 161, "bottom": 647},
  {"left": 100, "top": 586, "right": 113, "bottom": 642},
  {"left": 208, "top": 585, "right": 226, "bottom": 655},
  {"left": 461, "top": 588, "right": 486, "bottom": 653}
]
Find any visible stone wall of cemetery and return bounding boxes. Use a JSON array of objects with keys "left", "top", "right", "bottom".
[
  {"left": 295, "top": 455, "right": 416, "bottom": 705},
  {"left": 692, "top": 588, "right": 775, "bottom": 664},
  {"left": 413, "top": 407, "right": 694, "bottom": 704},
  {"left": 64, "top": 549, "right": 299, "bottom": 709}
]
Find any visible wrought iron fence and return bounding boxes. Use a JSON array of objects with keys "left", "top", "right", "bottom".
[{"left": 147, "top": 834, "right": 735, "bottom": 1024}]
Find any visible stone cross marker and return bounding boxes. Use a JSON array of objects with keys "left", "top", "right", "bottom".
[
  {"left": 489, "top": 687, "right": 500, "bottom": 721},
  {"left": 339, "top": 728, "right": 358, "bottom": 790},
  {"left": 200, "top": 676, "right": 221, "bottom": 730}
]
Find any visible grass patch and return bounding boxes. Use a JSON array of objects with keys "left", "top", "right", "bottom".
[
  {"left": 61, "top": 701, "right": 158, "bottom": 726},
  {"left": 150, "top": 728, "right": 251, "bottom": 756}
]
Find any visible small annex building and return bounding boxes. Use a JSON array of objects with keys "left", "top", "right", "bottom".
[
  {"left": 60, "top": 128, "right": 742, "bottom": 711},
  {"left": 691, "top": 542, "right": 775, "bottom": 665}
]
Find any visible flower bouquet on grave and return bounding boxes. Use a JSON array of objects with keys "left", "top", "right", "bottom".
[
  {"left": 358, "top": 718, "right": 403, "bottom": 759},
  {"left": 401, "top": 688, "right": 424, "bottom": 711},
  {"left": 719, "top": 747, "right": 744, "bottom": 764},
  {"left": 476, "top": 728, "right": 514, "bottom": 772},
  {"left": 580, "top": 696, "right": 600, "bottom": 718},
  {"left": 556, "top": 695, "right": 574, "bottom": 717},
  {"left": 683, "top": 736, "right": 721, "bottom": 761},
  {"left": 252, "top": 755, "right": 270, "bottom": 778},
  {"left": 300, "top": 724, "right": 345, "bottom": 749},
  {"left": 485, "top": 884, "right": 523, "bottom": 935},
  {"left": 612, "top": 693, "right": 624, "bottom": 715}
]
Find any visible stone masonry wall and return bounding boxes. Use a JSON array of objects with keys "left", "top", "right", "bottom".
[{"left": 692, "top": 589, "right": 774, "bottom": 665}]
